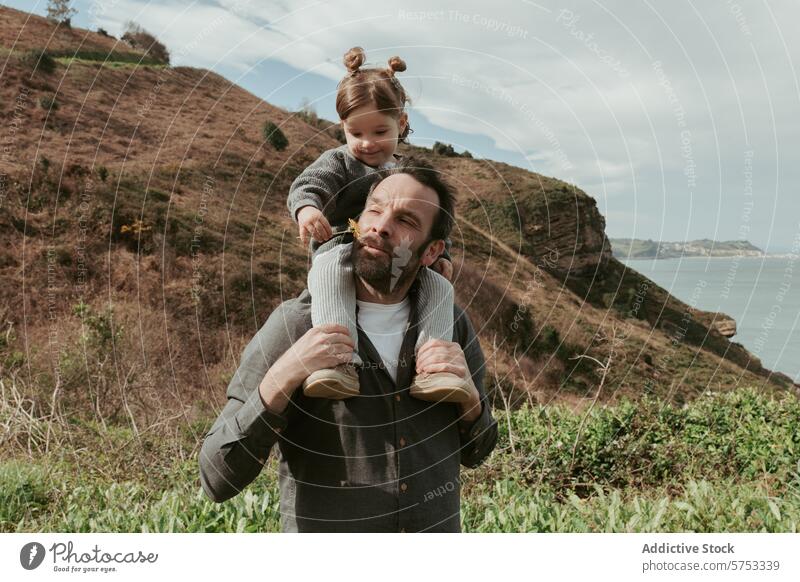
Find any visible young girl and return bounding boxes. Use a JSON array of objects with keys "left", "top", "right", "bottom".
[{"left": 287, "top": 46, "right": 471, "bottom": 403}]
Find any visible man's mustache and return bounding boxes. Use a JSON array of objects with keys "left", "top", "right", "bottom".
[{"left": 356, "top": 234, "right": 392, "bottom": 255}]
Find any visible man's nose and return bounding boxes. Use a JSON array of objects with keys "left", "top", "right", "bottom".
[{"left": 367, "top": 212, "right": 393, "bottom": 238}]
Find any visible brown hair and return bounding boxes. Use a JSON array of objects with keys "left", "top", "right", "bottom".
[
  {"left": 336, "top": 46, "right": 412, "bottom": 143},
  {"left": 367, "top": 156, "right": 456, "bottom": 242}
]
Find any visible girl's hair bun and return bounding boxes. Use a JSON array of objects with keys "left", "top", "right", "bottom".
[
  {"left": 343, "top": 46, "right": 366, "bottom": 74},
  {"left": 387, "top": 56, "right": 406, "bottom": 76}
]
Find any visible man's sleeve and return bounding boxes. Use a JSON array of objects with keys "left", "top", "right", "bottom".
[
  {"left": 198, "top": 302, "right": 304, "bottom": 503},
  {"left": 454, "top": 307, "right": 498, "bottom": 469},
  {"left": 287, "top": 148, "right": 349, "bottom": 222}
]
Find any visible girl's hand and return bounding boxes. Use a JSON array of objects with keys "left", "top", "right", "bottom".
[
  {"left": 297, "top": 206, "right": 333, "bottom": 245},
  {"left": 431, "top": 257, "right": 454, "bottom": 281}
]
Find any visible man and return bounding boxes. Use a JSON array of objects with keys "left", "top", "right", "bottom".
[{"left": 199, "top": 158, "right": 498, "bottom": 532}]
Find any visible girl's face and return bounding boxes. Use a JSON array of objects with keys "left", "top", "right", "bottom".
[{"left": 341, "top": 104, "right": 407, "bottom": 168}]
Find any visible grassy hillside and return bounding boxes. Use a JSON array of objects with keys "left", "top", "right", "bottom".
[{"left": 1, "top": 6, "right": 798, "bottom": 532}]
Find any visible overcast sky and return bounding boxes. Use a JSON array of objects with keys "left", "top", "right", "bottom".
[{"left": 11, "top": 0, "right": 800, "bottom": 251}]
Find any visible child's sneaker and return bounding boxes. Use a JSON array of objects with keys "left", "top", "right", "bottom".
[
  {"left": 302, "top": 363, "right": 360, "bottom": 399},
  {"left": 409, "top": 372, "right": 472, "bottom": 403}
]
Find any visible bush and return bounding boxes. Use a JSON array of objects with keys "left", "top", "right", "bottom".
[
  {"left": 20, "top": 49, "right": 56, "bottom": 74},
  {"left": 97, "top": 166, "right": 109, "bottom": 182},
  {"left": 432, "top": 141, "right": 457, "bottom": 157},
  {"left": 262, "top": 121, "right": 288, "bottom": 151},
  {"left": 39, "top": 95, "right": 59, "bottom": 111},
  {"left": 38, "top": 156, "right": 51, "bottom": 174},
  {"left": 121, "top": 21, "right": 170, "bottom": 65},
  {"left": 294, "top": 107, "right": 319, "bottom": 127},
  {"left": 432, "top": 141, "right": 474, "bottom": 158},
  {"left": 331, "top": 126, "right": 346, "bottom": 144},
  {"left": 531, "top": 325, "right": 561, "bottom": 357}
]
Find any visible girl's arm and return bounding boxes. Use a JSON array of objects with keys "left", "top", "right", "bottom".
[{"left": 287, "top": 148, "right": 349, "bottom": 222}]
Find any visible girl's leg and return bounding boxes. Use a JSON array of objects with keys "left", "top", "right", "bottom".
[
  {"left": 409, "top": 268, "right": 472, "bottom": 403},
  {"left": 308, "top": 241, "right": 363, "bottom": 366},
  {"left": 414, "top": 267, "right": 454, "bottom": 350}
]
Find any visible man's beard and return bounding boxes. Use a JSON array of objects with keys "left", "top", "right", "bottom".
[{"left": 352, "top": 233, "right": 427, "bottom": 294}]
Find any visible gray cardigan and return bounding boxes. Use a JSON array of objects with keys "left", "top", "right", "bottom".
[{"left": 287, "top": 144, "right": 452, "bottom": 259}]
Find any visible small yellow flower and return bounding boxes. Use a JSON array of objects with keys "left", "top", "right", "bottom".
[
  {"left": 120, "top": 219, "right": 152, "bottom": 236},
  {"left": 347, "top": 218, "right": 361, "bottom": 239}
]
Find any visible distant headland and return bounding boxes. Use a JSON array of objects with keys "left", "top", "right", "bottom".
[{"left": 610, "top": 238, "right": 765, "bottom": 259}]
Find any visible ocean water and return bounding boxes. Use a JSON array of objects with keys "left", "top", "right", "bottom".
[{"left": 622, "top": 256, "right": 800, "bottom": 382}]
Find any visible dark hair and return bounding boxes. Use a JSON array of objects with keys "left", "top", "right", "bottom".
[
  {"left": 368, "top": 157, "right": 456, "bottom": 242},
  {"left": 336, "top": 46, "right": 412, "bottom": 143}
]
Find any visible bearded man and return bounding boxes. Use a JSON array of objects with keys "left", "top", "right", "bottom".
[{"left": 199, "top": 158, "right": 497, "bottom": 532}]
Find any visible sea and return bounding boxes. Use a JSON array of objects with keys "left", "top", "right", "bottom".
[{"left": 621, "top": 256, "right": 800, "bottom": 383}]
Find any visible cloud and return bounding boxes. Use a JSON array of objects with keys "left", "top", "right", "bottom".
[{"left": 93, "top": 0, "right": 800, "bottom": 245}]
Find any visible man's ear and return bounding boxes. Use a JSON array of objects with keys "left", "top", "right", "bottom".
[{"left": 420, "top": 239, "right": 445, "bottom": 267}]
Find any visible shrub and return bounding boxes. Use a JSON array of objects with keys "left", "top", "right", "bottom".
[
  {"left": 97, "top": 166, "right": 109, "bottom": 182},
  {"left": 39, "top": 95, "right": 59, "bottom": 111},
  {"left": 20, "top": 49, "right": 56, "bottom": 74},
  {"left": 331, "top": 126, "right": 346, "bottom": 143},
  {"left": 262, "top": 121, "right": 288, "bottom": 151},
  {"left": 432, "top": 141, "right": 474, "bottom": 158},
  {"left": 294, "top": 107, "right": 319, "bottom": 127},
  {"left": 432, "top": 141, "right": 457, "bottom": 157},
  {"left": 121, "top": 21, "right": 170, "bottom": 65},
  {"left": 72, "top": 301, "right": 123, "bottom": 350}
]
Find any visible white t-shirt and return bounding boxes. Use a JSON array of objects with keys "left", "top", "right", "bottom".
[{"left": 356, "top": 297, "right": 410, "bottom": 383}]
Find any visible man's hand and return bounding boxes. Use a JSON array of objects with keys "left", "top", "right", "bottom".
[
  {"left": 430, "top": 257, "right": 454, "bottom": 281},
  {"left": 297, "top": 206, "right": 333, "bottom": 246},
  {"left": 415, "top": 339, "right": 481, "bottom": 421},
  {"left": 259, "top": 324, "right": 354, "bottom": 413}
]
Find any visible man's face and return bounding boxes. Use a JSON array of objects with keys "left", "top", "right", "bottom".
[{"left": 352, "top": 173, "right": 444, "bottom": 293}]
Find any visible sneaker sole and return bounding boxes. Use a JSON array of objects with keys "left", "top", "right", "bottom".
[
  {"left": 409, "top": 376, "right": 472, "bottom": 403},
  {"left": 302, "top": 374, "right": 360, "bottom": 400}
]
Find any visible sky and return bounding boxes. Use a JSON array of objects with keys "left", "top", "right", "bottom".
[{"left": 8, "top": 0, "right": 800, "bottom": 252}]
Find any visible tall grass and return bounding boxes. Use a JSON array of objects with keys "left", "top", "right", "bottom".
[{"left": 2, "top": 375, "right": 799, "bottom": 532}]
